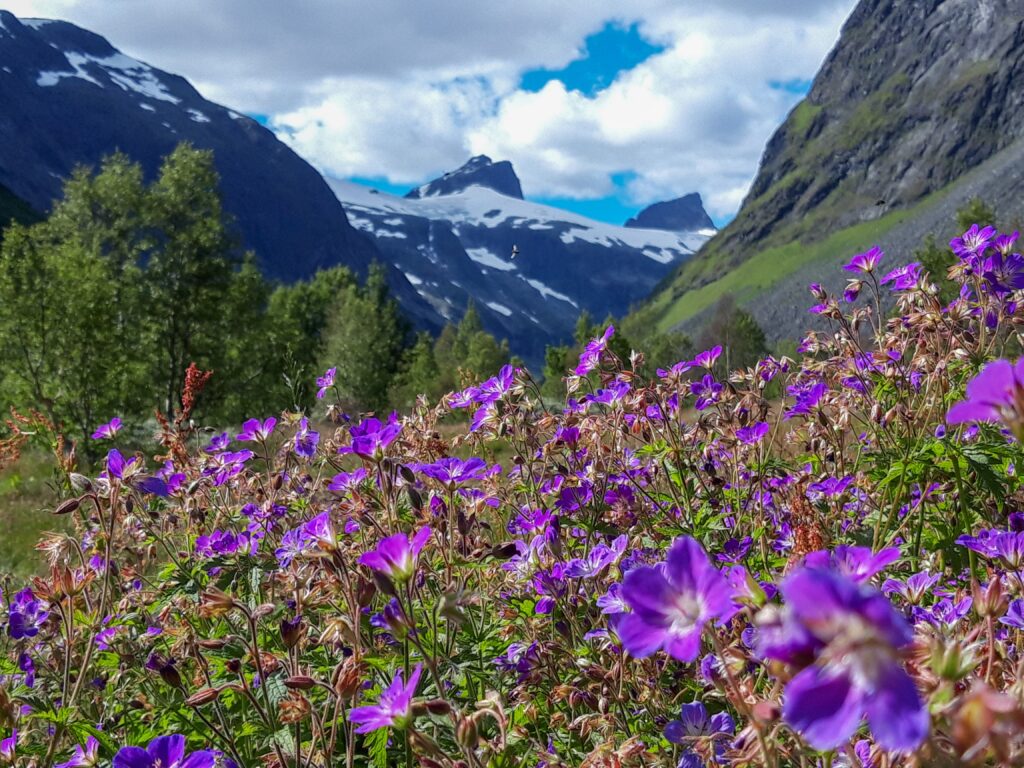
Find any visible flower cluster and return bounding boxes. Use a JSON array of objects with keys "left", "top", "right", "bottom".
[{"left": 4, "top": 224, "right": 1024, "bottom": 767}]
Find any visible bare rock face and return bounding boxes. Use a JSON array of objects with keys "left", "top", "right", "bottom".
[
  {"left": 625, "top": 194, "right": 714, "bottom": 233},
  {"left": 639, "top": 0, "right": 1024, "bottom": 341},
  {"left": 406, "top": 156, "right": 524, "bottom": 200},
  {"left": 708, "top": 0, "right": 1024, "bottom": 270}
]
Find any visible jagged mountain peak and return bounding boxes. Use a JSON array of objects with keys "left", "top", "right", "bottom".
[
  {"left": 625, "top": 193, "right": 715, "bottom": 233},
  {"left": 406, "top": 155, "right": 524, "bottom": 200}
]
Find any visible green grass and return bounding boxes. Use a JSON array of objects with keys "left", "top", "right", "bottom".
[
  {"left": 787, "top": 100, "right": 822, "bottom": 138},
  {"left": 0, "top": 450, "right": 66, "bottom": 576},
  {"left": 649, "top": 187, "right": 948, "bottom": 332}
]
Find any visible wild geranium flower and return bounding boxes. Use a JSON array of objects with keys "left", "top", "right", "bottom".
[
  {"left": 236, "top": 417, "right": 276, "bottom": 443},
  {"left": 91, "top": 417, "right": 122, "bottom": 440},
  {"left": 292, "top": 417, "right": 319, "bottom": 459},
  {"left": 564, "top": 535, "right": 628, "bottom": 579},
  {"left": 0, "top": 731, "right": 15, "bottom": 762},
  {"left": 349, "top": 664, "right": 422, "bottom": 733},
  {"left": 947, "top": 358, "right": 1024, "bottom": 439},
  {"left": 689, "top": 345, "right": 722, "bottom": 370},
  {"left": 1000, "top": 598, "right": 1024, "bottom": 629},
  {"left": 359, "top": 527, "right": 431, "bottom": 582},
  {"left": 757, "top": 567, "right": 928, "bottom": 752},
  {"left": 785, "top": 380, "right": 827, "bottom": 419},
  {"left": 576, "top": 325, "right": 614, "bottom": 375},
  {"left": 803, "top": 545, "right": 900, "bottom": 583},
  {"left": 736, "top": 422, "right": 770, "bottom": 445},
  {"left": 664, "top": 701, "right": 734, "bottom": 754},
  {"left": 105, "top": 449, "right": 139, "bottom": 480},
  {"left": 880, "top": 262, "right": 921, "bottom": 291},
  {"left": 843, "top": 246, "right": 883, "bottom": 274},
  {"left": 339, "top": 414, "right": 402, "bottom": 457},
  {"left": 416, "top": 456, "right": 489, "bottom": 486},
  {"left": 316, "top": 366, "right": 336, "bottom": 399},
  {"left": 616, "top": 536, "right": 736, "bottom": 662},
  {"left": 957, "top": 528, "right": 1024, "bottom": 569},
  {"left": 56, "top": 736, "right": 99, "bottom": 768},
  {"left": 203, "top": 432, "right": 230, "bottom": 453},
  {"left": 112, "top": 735, "right": 214, "bottom": 768},
  {"left": 882, "top": 571, "right": 940, "bottom": 605},
  {"left": 328, "top": 468, "right": 367, "bottom": 493},
  {"left": 8, "top": 587, "right": 48, "bottom": 639},
  {"left": 951, "top": 224, "right": 997, "bottom": 261}
]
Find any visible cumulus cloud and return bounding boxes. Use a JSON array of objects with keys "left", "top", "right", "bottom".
[{"left": 9, "top": 0, "right": 857, "bottom": 219}]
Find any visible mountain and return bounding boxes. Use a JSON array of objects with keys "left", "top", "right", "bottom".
[
  {"left": 406, "top": 155, "right": 524, "bottom": 200},
  {"left": 0, "top": 11, "right": 383, "bottom": 283},
  {"left": 330, "top": 166, "right": 713, "bottom": 365},
  {"left": 633, "top": 0, "right": 1024, "bottom": 344},
  {"left": 624, "top": 194, "right": 715, "bottom": 233}
]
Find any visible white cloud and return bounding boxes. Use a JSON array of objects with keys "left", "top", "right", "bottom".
[{"left": 9, "top": 0, "right": 858, "bottom": 218}]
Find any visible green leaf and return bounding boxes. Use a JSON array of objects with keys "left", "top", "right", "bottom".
[{"left": 364, "top": 726, "right": 390, "bottom": 768}]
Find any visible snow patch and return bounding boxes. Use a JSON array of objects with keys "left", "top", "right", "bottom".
[
  {"left": 466, "top": 247, "right": 516, "bottom": 272},
  {"left": 521, "top": 277, "right": 578, "bottom": 308},
  {"left": 405, "top": 273, "right": 423, "bottom": 286},
  {"left": 486, "top": 301, "right": 513, "bottom": 317},
  {"left": 376, "top": 230, "right": 407, "bottom": 239},
  {"left": 187, "top": 108, "right": 210, "bottom": 123},
  {"left": 36, "top": 50, "right": 181, "bottom": 105},
  {"left": 139, "top": 102, "right": 156, "bottom": 112}
]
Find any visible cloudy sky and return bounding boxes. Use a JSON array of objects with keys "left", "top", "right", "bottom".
[{"left": 9, "top": 0, "right": 858, "bottom": 225}]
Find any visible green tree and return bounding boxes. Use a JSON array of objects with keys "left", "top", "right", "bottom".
[
  {"left": 698, "top": 294, "right": 768, "bottom": 374},
  {"left": 319, "top": 263, "right": 408, "bottom": 412},
  {"left": 389, "top": 332, "right": 442, "bottom": 408}
]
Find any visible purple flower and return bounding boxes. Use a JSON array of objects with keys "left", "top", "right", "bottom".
[
  {"left": 328, "top": 468, "right": 367, "bottom": 493},
  {"left": 564, "top": 535, "right": 628, "bottom": 578},
  {"left": 204, "top": 433, "right": 231, "bottom": 453},
  {"left": 843, "top": 246, "right": 883, "bottom": 275},
  {"left": 416, "top": 456, "right": 489, "bottom": 486},
  {"left": 736, "top": 422, "right": 770, "bottom": 445},
  {"left": 882, "top": 572, "right": 940, "bottom": 605},
  {"left": 947, "top": 358, "right": 1024, "bottom": 438},
  {"left": 879, "top": 262, "right": 921, "bottom": 291},
  {"left": 957, "top": 528, "right": 1024, "bottom": 569},
  {"left": 292, "top": 418, "right": 319, "bottom": 459},
  {"left": 359, "top": 527, "right": 432, "bottom": 582},
  {"left": 785, "top": 380, "right": 827, "bottom": 419},
  {"left": 615, "top": 536, "right": 736, "bottom": 662},
  {"left": 8, "top": 588, "right": 48, "bottom": 639},
  {"left": 0, "top": 731, "right": 15, "bottom": 762},
  {"left": 316, "top": 367, "right": 336, "bottom": 399},
  {"left": 105, "top": 449, "right": 139, "bottom": 480},
  {"left": 802, "top": 545, "right": 900, "bottom": 583},
  {"left": 691, "top": 374, "right": 723, "bottom": 411},
  {"left": 339, "top": 414, "right": 402, "bottom": 457},
  {"left": 757, "top": 568, "right": 928, "bottom": 752},
  {"left": 951, "top": 224, "right": 997, "bottom": 260},
  {"left": 664, "top": 700, "right": 734, "bottom": 748},
  {"left": 113, "top": 735, "right": 215, "bottom": 768},
  {"left": 56, "top": 736, "right": 99, "bottom": 768},
  {"left": 689, "top": 345, "right": 722, "bottom": 370},
  {"left": 1000, "top": 598, "right": 1024, "bottom": 629},
  {"left": 236, "top": 417, "right": 276, "bottom": 442},
  {"left": 575, "top": 325, "right": 614, "bottom": 376},
  {"left": 91, "top": 417, "right": 122, "bottom": 440},
  {"left": 349, "top": 665, "right": 422, "bottom": 733}
]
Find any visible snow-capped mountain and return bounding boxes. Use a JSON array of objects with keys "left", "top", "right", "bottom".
[
  {"left": 406, "top": 155, "right": 523, "bottom": 200},
  {"left": 330, "top": 159, "right": 715, "bottom": 363},
  {"left": 0, "top": 11, "right": 384, "bottom": 284}
]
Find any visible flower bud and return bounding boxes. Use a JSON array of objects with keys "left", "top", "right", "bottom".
[
  {"left": 973, "top": 578, "right": 1008, "bottom": 618},
  {"left": 456, "top": 717, "right": 479, "bottom": 750},
  {"left": 199, "top": 587, "right": 238, "bottom": 618},
  {"left": 53, "top": 496, "right": 82, "bottom": 516},
  {"left": 186, "top": 687, "right": 222, "bottom": 707},
  {"left": 69, "top": 473, "right": 93, "bottom": 493},
  {"left": 931, "top": 637, "right": 979, "bottom": 682},
  {"left": 280, "top": 616, "right": 305, "bottom": 649},
  {"left": 283, "top": 675, "right": 317, "bottom": 691},
  {"left": 423, "top": 699, "right": 451, "bottom": 716}
]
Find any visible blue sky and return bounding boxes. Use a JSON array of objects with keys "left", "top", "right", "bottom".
[{"left": 15, "top": 0, "right": 855, "bottom": 225}]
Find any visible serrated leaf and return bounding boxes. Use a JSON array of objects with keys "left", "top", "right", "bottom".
[{"left": 364, "top": 726, "right": 390, "bottom": 768}]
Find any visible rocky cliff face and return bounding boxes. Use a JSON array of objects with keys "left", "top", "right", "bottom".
[
  {"left": 406, "top": 155, "right": 524, "bottom": 200},
  {"left": 636, "top": 0, "right": 1024, "bottom": 339},
  {"left": 624, "top": 193, "right": 715, "bottom": 233}
]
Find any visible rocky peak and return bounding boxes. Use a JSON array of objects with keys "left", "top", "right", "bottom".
[
  {"left": 624, "top": 193, "right": 715, "bottom": 232},
  {"left": 406, "top": 155, "right": 524, "bottom": 200}
]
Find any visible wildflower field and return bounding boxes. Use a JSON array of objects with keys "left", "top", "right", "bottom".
[{"left": 3, "top": 225, "right": 1024, "bottom": 768}]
